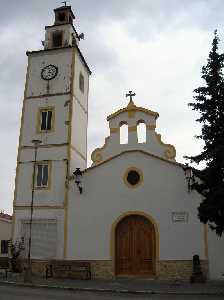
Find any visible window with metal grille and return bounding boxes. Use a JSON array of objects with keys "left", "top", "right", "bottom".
[
  {"left": 36, "top": 163, "right": 49, "bottom": 188},
  {"left": 1, "top": 240, "right": 8, "bottom": 254},
  {"left": 21, "top": 219, "right": 57, "bottom": 258},
  {"left": 40, "top": 109, "right": 53, "bottom": 131}
]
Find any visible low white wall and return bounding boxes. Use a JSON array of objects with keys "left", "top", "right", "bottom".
[{"left": 208, "top": 228, "right": 224, "bottom": 280}]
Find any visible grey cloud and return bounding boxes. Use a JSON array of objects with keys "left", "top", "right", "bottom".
[{"left": 2, "top": 1, "right": 224, "bottom": 31}]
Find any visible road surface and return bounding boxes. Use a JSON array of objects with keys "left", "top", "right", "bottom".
[{"left": 0, "top": 284, "right": 223, "bottom": 300}]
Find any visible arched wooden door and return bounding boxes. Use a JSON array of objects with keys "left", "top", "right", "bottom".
[{"left": 115, "top": 215, "right": 156, "bottom": 276}]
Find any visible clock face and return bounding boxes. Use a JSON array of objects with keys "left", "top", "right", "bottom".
[{"left": 41, "top": 64, "right": 58, "bottom": 81}]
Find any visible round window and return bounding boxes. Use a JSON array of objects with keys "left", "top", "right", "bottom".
[
  {"left": 127, "top": 170, "right": 140, "bottom": 186},
  {"left": 124, "top": 168, "right": 143, "bottom": 188}
]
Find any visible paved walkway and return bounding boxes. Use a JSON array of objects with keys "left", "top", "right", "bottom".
[{"left": 0, "top": 273, "right": 224, "bottom": 295}]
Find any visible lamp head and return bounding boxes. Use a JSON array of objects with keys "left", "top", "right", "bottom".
[
  {"left": 183, "top": 164, "right": 192, "bottom": 180},
  {"left": 73, "top": 168, "right": 82, "bottom": 177},
  {"left": 73, "top": 168, "right": 83, "bottom": 194}
]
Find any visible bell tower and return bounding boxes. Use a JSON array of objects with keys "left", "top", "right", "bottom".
[
  {"left": 12, "top": 5, "right": 91, "bottom": 259},
  {"left": 44, "top": 5, "right": 82, "bottom": 50},
  {"left": 54, "top": 5, "right": 75, "bottom": 25}
]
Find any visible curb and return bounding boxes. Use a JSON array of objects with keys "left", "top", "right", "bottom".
[{"left": 0, "top": 281, "right": 224, "bottom": 296}]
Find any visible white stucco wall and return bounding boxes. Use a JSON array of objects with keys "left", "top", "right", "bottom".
[
  {"left": 45, "top": 24, "right": 75, "bottom": 49},
  {"left": 21, "top": 95, "right": 70, "bottom": 147},
  {"left": 16, "top": 159, "right": 66, "bottom": 206},
  {"left": 26, "top": 49, "right": 73, "bottom": 98},
  {"left": 92, "top": 110, "right": 176, "bottom": 166},
  {"left": 73, "top": 51, "right": 89, "bottom": 110},
  {"left": 208, "top": 228, "right": 224, "bottom": 280},
  {"left": 67, "top": 151, "right": 205, "bottom": 262},
  {"left": 13, "top": 209, "right": 64, "bottom": 259},
  {"left": 70, "top": 148, "right": 86, "bottom": 172},
  {"left": 70, "top": 50, "right": 89, "bottom": 170},
  {"left": 14, "top": 18, "right": 90, "bottom": 261}
]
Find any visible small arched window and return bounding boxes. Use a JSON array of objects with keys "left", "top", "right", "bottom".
[
  {"left": 137, "top": 121, "right": 146, "bottom": 143},
  {"left": 79, "top": 72, "right": 84, "bottom": 93},
  {"left": 120, "top": 122, "right": 128, "bottom": 144}
]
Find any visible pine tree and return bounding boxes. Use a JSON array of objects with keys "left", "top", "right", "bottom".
[{"left": 187, "top": 30, "right": 224, "bottom": 236}]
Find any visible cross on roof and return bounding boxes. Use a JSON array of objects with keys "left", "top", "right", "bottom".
[{"left": 126, "top": 91, "right": 136, "bottom": 103}]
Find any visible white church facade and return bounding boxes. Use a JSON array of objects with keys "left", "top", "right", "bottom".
[{"left": 12, "top": 5, "right": 224, "bottom": 280}]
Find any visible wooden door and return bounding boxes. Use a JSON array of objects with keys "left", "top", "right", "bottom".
[{"left": 115, "top": 215, "right": 155, "bottom": 276}]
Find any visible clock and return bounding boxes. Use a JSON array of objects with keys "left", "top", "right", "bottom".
[{"left": 41, "top": 64, "right": 58, "bottom": 80}]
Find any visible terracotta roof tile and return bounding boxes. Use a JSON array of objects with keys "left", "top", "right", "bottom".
[{"left": 0, "top": 213, "right": 12, "bottom": 221}]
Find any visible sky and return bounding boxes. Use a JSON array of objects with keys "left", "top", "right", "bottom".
[{"left": 1, "top": 0, "right": 224, "bottom": 214}]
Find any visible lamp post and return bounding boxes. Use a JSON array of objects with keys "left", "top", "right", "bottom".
[{"left": 24, "top": 139, "right": 42, "bottom": 283}]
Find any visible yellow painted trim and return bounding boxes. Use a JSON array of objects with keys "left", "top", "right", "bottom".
[
  {"left": 14, "top": 205, "right": 64, "bottom": 210},
  {"left": 155, "top": 133, "right": 176, "bottom": 160},
  {"left": 12, "top": 55, "right": 31, "bottom": 240},
  {"left": 34, "top": 161, "right": 52, "bottom": 190},
  {"left": 88, "top": 149, "right": 183, "bottom": 171},
  {"left": 110, "top": 211, "right": 159, "bottom": 277},
  {"left": 25, "top": 91, "right": 70, "bottom": 100},
  {"left": 107, "top": 101, "right": 159, "bottom": 121},
  {"left": 136, "top": 119, "right": 146, "bottom": 125},
  {"left": 123, "top": 167, "right": 144, "bottom": 189},
  {"left": 147, "top": 124, "right": 156, "bottom": 130},
  {"left": 110, "top": 128, "right": 119, "bottom": 134},
  {"left": 21, "top": 143, "right": 68, "bottom": 149},
  {"left": 91, "top": 137, "right": 109, "bottom": 165},
  {"left": 11, "top": 214, "right": 15, "bottom": 241},
  {"left": 128, "top": 125, "right": 137, "bottom": 132},
  {"left": 204, "top": 224, "right": 208, "bottom": 260},
  {"left": 128, "top": 110, "right": 136, "bottom": 118},
  {"left": 119, "top": 121, "right": 128, "bottom": 126},
  {"left": 75, "top": 96, "right": 88, "bottom": 114},
  {"left": 71, "top": 145, "right": 87, "bottom": 161},
  {"left": 64, "top": 47, "right": 76, "bottom": 258},
  {"left": 36, "top": 106, "right": 55, "bottom": 134}
]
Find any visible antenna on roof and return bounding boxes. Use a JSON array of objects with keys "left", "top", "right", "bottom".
[
  {"left": 62, "top": 1, "right": 68, "bottom": 6},
  {"left": 78, "top": 33, "right": 85, "bottom": 41}
]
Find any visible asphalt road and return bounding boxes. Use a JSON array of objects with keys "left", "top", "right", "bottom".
[{"left": 0, "top": 284, "right": 223, "bottom": 300}]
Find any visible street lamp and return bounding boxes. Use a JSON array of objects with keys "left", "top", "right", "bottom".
[
  {"left": 24, "top": 139, "right": 42, "bottom": 283},
  {"left": 183, "top": 164, "right": 195, "bottom": 192}
]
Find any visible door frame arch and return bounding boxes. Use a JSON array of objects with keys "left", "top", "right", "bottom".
[{"left": 110, "top": 211, "right": 159, "bottom": 277}]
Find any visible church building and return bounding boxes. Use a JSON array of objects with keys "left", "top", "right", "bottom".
[{"left": 12, "top": 5, "right": 224, "bottom": 280}]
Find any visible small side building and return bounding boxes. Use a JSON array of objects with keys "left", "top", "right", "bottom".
[{"left": 0, "top": 213, "right": 12, "bottom": 257}]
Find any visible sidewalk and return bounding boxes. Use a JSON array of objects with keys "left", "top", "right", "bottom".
[{"left": 0, "top": 273, "right": 224, "bottom": 296}]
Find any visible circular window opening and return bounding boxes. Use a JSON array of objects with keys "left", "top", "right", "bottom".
[{"left": 127, "top": 170, "right": 140, "bottom": 186}]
